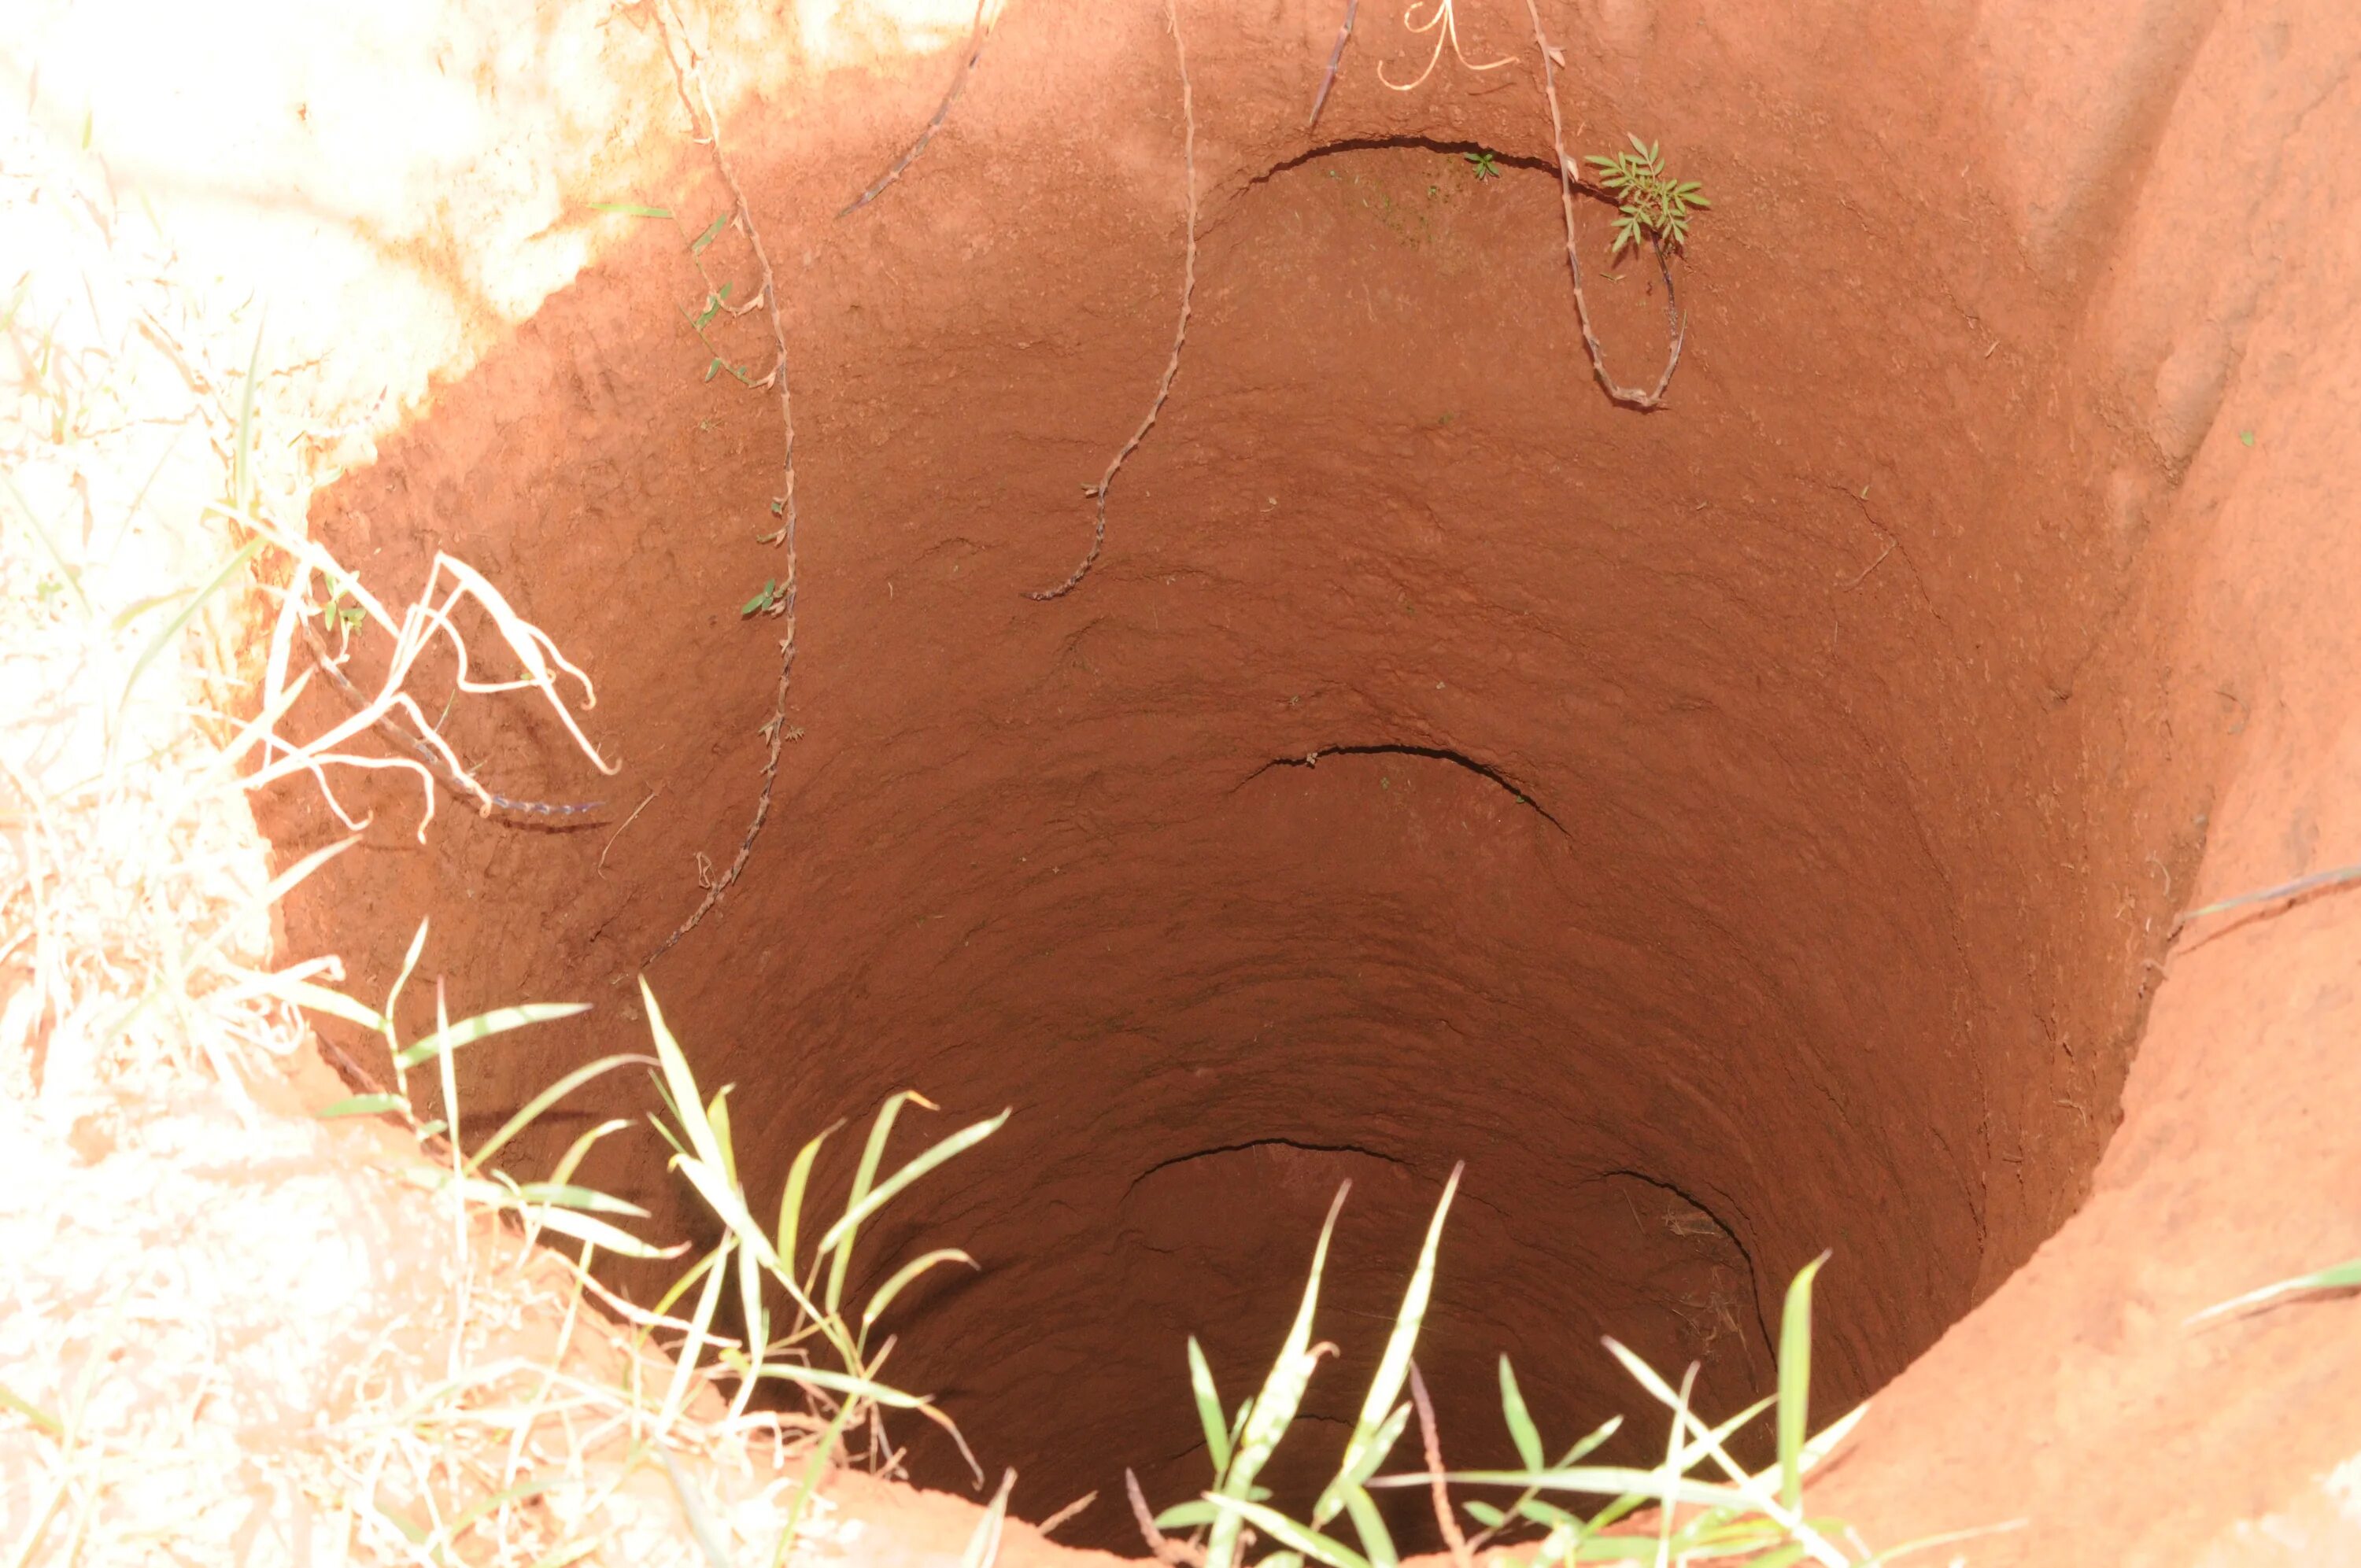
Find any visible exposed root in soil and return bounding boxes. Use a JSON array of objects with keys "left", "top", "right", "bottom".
[
  {"left": 1406, "top": 1363, "right": 1472, "bottom": 1568},
  {"left": 1305, "top": 0, "right": 1361, "bottom": 131},
  {"left": 1025, "top": 0, "right": 1199, "bottom": 602},
  {"left": 645, "top": 0, "right": 804, "bottom": 965},
  {"left": 1125, "top": 1467, "right": 1206, "bottom": 1567},
  {"left": 1520, "top": 0, "right": 1687, "bottom": 409},
  {"left": 838, "top": 0, "right": 1000, "bottom": 218},
  {"left": 296, "top": 617, "right": 606, "bottom": 822}
]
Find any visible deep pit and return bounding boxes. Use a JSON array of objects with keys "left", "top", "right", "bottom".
[{"left": 261, "top": 2, "right": 2206, "bottom": 1555}]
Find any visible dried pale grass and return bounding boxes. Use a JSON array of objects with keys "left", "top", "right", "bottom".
[{"left": 0, "top": 101, "right": 881, "bottom": 1568}]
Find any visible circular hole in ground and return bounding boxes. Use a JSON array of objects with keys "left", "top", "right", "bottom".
[{"left": 264, "top": 84, "right": 2190, "bottom": 1558}]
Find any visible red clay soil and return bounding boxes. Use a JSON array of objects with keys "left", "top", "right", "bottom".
[{"left": 261, "top": 0, "right": 2361, "bottom": 1562}]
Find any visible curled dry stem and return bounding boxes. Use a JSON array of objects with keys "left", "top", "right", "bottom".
[
  {"left": 1380, "top": 0, "right": 1513, "bottom": 92},
  {"left": 1127, "top": 1467, "right": 1209, "bottom": 1568},
  {"left": 236, "top": 515, "right": 616, "bottom": 836},
  {"left": 1518, "top": 0, "right": 1687, "bottom": 408},
  {"left": 1028, "top": 0, "right": 1197, "bottom": 600}
]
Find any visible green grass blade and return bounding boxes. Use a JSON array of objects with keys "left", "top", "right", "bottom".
[
  {"left": 591, "top": 201, "right": 674, "bottom": 218},
  {"left": 776, "top": 1122, "right": 839, "bottom": 1291},
  {"left": 549, "top": 1118, "right": 631, "bottom": 1188},
  {"left": 248, "top": 969, "right": 390, "bottom": 1033},
  {"left": 1204, "top": 1498, "right": 1372, "bottom": 1568},
  {"left": 1556, "top": 1415, "right": 1623, "bottom": 1467},
  {"left": 741, "top": 1363, "right": 937, "bottom": 1408},
  {"left": 1339, "top": 1484, "right": 1398, "bottom": 1568},
  {"left": 823, "top": 1091, "right": 919, "bottom": 1313},
  {"left": 1336, "top": 1403, "right": 1410, "bottom": 1493},
  {"left": 816, "top": 1105, "right": 1011, "bottom": 1309},
  {"left": 959, "top": 1470, "right": 1016, "bottom": 1568},
  {"left": 1155, "top": 1500, "right": 1221, "bottom": 1529},
  {"left": 639, "top": 979, "right": 729, "bottom": 1171},
  {"left": 671, "top": 1135, "right": 786, "bottom": 1274},
  {"left": 1778, "top": 1253, "right": 1830, "bottom": 1511},
  {"left": 2189, "top": 1257, "right": 2361, "bottom": 1324},
  {"left": 313, "top": 1093, "right": 408, "bottom": 1120},
  {"left": 383, "top": 918, "right": 431, "bottom": 1059},
  {"left": 708, "top": 1084, "right": 739, "bottom": 1185},
  {"left": 1500, "top": 1354, "right": 1544, "bottom": 1469},
  {"left": 465, "top": 1053, "right": 648, "bottom": 1175},
  {"left": 862, "top": 1249, "right": 978, "bottom": 1337},
  {"left": 733, "top": 1224, "right": 771, "bottom": 1422},
  {"left": 659, "top": 1235, "right": 734, "bottom": 1432},
  {"left": 118, "top": 537, "right": 262, "bottom": 718},
  {"left": 1188, "top": 1336, "right": 1232, "bottom": 1478},
  {"left": 516, "top": 1203, "right": 684, "bottom": 1260},
  {"left": 438, "top": 1475, "right": 563, "bottom": 1545},
  {"left": 2, "top": 468, "right": 94, "bottom": 615},
  {"left": 233, "top": 312, "right": 264, "bottom": 518},
  {"left": 1207, "top": 1182, "right": 1349, "bottom": 1568},
  {"left": 1790, "top": 1402, "right": 1867, "bottom": 1481},
  {"left": 1366, "top": 1467, "right": 1743, "bottom": 1509},
  {"left": 394, "top": 1002, "right": 591, "bottom": 1071},
  {"left": 1317, "top": 1163, "right": 1460, "bottom": 1526},
  {"left": 508, "top": 1182, "right": 648, "bottom": 1217},
  {"left": 0, "top": 1382, "right": 61, "bottom": 1437}
]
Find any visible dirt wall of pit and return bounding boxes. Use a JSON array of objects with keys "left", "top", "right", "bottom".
[{"left": 39, "top": 0, "right": 2358, "bottom": 1559}]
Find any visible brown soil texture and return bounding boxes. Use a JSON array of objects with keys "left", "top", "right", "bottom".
[{"left": 260, "top": 0, "right": 2361, "bottom": 1562}]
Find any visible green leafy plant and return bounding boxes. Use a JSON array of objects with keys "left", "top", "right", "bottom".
[
  {"left": 1464, "top": 150, "right": 1499, "bottom": 181},
  {"left": 1583, "top": 135, "right": 1709, "bottom": 257},
  {"left": 741, "top": 577, "right": 780, "bottom": 617},
  {"left": 319, "top": 589, "right": 365, "bottom": 632}
]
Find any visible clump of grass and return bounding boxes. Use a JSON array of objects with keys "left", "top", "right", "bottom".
[
  {"left": 256, "top": 934, "right": 1007, "bottom": 1566},
  {"left": 1129, "top": 1171, "right": 2002, "bottom": 1568},
  {"left": 2, "top": 123, "right": 1001, "bottom": 1568}
]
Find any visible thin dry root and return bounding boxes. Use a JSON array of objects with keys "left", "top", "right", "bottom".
[
  {"left": 1037, "top": 1490, "right": 1099, "bottom": 1537},
  {"left": 236, "top": 518, "right": 618, "bottom": 838},
  {"left": 645, "top": 0, "right": 805, "bottom": 962},
  {"left": 1520, "top": 0, "right": 1686, "bottom": 408},
  {"left": 1125, "top": 1469, "right": 1209, "bottom": 1568},
  {"left": 1306, "top": 0, "right": 1362, "bottom": 129},
  {"left": 1411, "top": 1361, "right": 1475, "bottom": 1568},
  {"left": 1028, "top": 0, "right": 1198, "bottom": 600},
  {"left": 840, "top": 0, "right": 999, "bottom": 216}
]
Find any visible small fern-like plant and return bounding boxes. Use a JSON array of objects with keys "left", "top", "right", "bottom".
[{"left": 1584, "top": 135, "right": 1709, "bottom": 258}]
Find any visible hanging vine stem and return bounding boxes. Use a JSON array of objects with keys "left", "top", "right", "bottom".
[
  {"left": 1519, "top": 0, "right": 1687, "bottom": 408},
  {"left": 838, "top": 0, "right": 1000, "bottom": 217},
  {"left": 1027, "top": 0, "right": 1199, "bottom": 601},
  {"left": 646, "top": 0, "right": 803, "bottom": 965}
]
